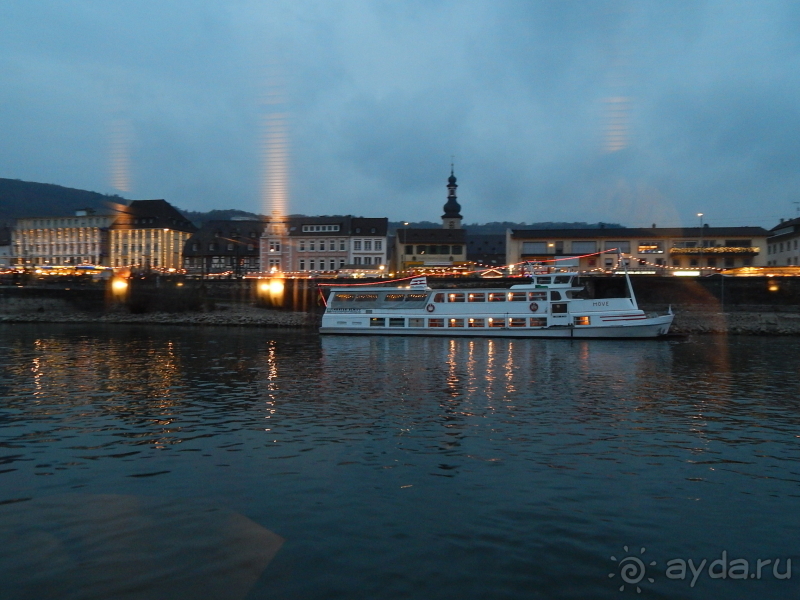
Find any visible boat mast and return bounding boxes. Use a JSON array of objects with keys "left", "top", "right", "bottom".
[{"left": 619, "top": 249, "right": 639, "bottom": 309}]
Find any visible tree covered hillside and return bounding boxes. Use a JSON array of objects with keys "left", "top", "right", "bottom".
[{"left": 0, "top": 178, "right": 125, "bottom": 224}]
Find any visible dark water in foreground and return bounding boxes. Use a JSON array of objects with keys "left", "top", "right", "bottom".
[{"left": 0, "top": 324, "right": 798, "bottom": 600}]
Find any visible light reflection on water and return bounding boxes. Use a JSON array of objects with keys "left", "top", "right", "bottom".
[{"left": 1, "top": 324, "right": 799, "bottom": 600}]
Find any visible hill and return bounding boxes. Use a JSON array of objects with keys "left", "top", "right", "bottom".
[{"left": 0, "top": 178, "right": 127, "bottom": 224}]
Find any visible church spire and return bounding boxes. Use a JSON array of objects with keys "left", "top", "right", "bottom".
[{"left": 442, "top": 165, "right": 462, "bottom": 229}]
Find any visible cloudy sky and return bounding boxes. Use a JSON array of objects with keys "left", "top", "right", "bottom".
[{"left": 1, "top": 0, "right": 799, "bottom": 227}]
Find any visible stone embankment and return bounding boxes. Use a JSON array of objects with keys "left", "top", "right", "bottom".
[
  {"left": 0, "top": 304, "right": 315, "bottom": 328},
  {"left": 663, "top": 309, "right": 800, "bottom": 335}
]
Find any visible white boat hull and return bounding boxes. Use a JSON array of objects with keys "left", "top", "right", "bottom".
[{"left": 320, "top": 314, "right": 674, "bottom": 339}]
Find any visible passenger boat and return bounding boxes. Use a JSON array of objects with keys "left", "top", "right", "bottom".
[{"left": 319, "top": 272, "right": 674, "bottom": 338}]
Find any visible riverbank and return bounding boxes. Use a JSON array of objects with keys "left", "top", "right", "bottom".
[
  {"left": 668, "top": 309, "right": 800, "bottom": 335},
  {"left": 1, "top": 305, "right": 800, "bottom": 334},
  {"left": 0, "top": 304, "right": 314, "bottom": 328}
]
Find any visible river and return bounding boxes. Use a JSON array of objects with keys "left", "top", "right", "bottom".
[{"left": 0, "top": 324, "right": 798, "bottom": 599}]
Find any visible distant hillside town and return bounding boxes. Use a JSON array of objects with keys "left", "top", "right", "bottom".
[{"left": 0, "top": 173, "right": 796, "bottom": 277}]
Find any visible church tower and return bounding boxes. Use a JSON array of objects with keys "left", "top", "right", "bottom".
[{"left": 441, "top": 166, "right": 462, "bottom": 229}]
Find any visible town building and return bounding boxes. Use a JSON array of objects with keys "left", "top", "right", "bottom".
[
  {"left": 394, "top": 168, "right": 468, "bottom": 273},
  {"left": 108, "top": 200, "right": 196, "bottom": 270},
  {"left": 12, "top": 209, "right": 115, "bottom": 267},
  {"left": 467, "top": 233, "right": 506, "bottom": 268},
  {"left": 182, "top": 219, "right": 264, "bottom": 275},
  {"left": 259, "top": 215, "right": 389, "bottom": 273},
  {"left": 506, "top": 226, "right": 769, "bottom": 273},
  {"left": 766, "top": 217, "right": 800, "bottom": 266},
  {"left": 0, "top": 226, "right": 11, "bottom": 269}
]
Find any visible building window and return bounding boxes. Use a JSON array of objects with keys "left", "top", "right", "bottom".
[
  {"left": 637, "top": 242, "right": 663, "bottom": 254},
  {"left": 339, "top": 259, "right": 345, "bottom": 268},
  {"left": 309, "top": 259, "right": 315, "bottom": 270},
  {"left": 375, "top": 240, "right": 382, "bottom": 251},
  {"left": 354, "top": 240, "right": 362, "bottom": 251},
  {"left": 405, "top": 245, "right": 412, "bottom": 254},
  {"left": 364, "top": 240, "right": 372, "bottom": 251},
  {"left": 375, "top": 257, "right": 382, "bottom": 265},
  {"left": 339, "top": 240, "right": 345, "bottom": 251},
  {"left": 604, "top": 241, "right": 631, "bottom": 253},
  {"left": 269, "top": 241, "right": 280, "bottom": 252},
  {"left": 354, "top": 257, "right": 361, "bottom": 265},
  {"left": 300, "top": 240, "right": 305, "bottom": 251},
  {"left": 364, "top": 257, "right": 371, "bottom": 265},
  {"left": 303, "top": 224, "right": 340, "bottom": 232},
  {"left": 299, "top": 259, "right": 305, "bottom": 271},
  {"left": 319, "top": 240, "right": 326, "bottom": 251},
  {"left": 452, "top": 245, "right": 462, "bottom": 254},
  {"left": 227, "top": 243, "right": 234, "bottom": 251},
  {"left": 330, "top": 259, "right": 336, "bottom": 270}
]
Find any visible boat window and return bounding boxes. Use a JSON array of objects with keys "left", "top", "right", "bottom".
[
  {"left": 409, "top": 318, "right": 425, "bottom": 327},
  {"left": 554, "top": 276, "right": 571, "bottom": 284},
  {"left": 574, "top": 316, "right": 590, "bottom": 326},
  {"left": 356, "top": 294, "right": 379, "bottom": 302},
  {"left": 468, "top": 292, "right": 486, "bottom": 302},
  {"left": 468, "top": 318, "right": 485, "bottom": 328},
  {"left": 529, "top": 317, "right": 547, "bottom": 327},
  {"left": 370, "top": 318, "right": 385, "bottom": 327},
  {"left": 428, "top": 318, "right": 444, "bottom": 327},
  {"left": 488, "top": 292, "right": 506, "bottom": 302},
  {"left": 407, "top": 294, "right": 428, "bottom": 302},
  {"left": 433, "top": 293, "right": 445, "bottom": 303},
  {"left": 448, "top": 293, "right": 465, "bottom": 302},
  {"left": 488, "top": 318, "right": 505, "bottom": 328},
  {"left": 508, "top": 292, "right": 527, "bottom": 302},
  {"left": 334, "top": 293, "right": 354, "bottom": 302},
  {"left": 509, "top": 318, "right": 526, "bottom": 327},
  {"left": 384, "top": 293, "right": 406, "bottom": 301},
  {"left": 550, "top": 291, "right": 562, "bottom": 301},
  {"left": 448, "top": 318, "right": 465, "bottom": 327},
  {"left": 528, "top": 291, "right": 547, "bottom": 301},
  {"left": 566, "top": 289, "right": 588, "bottom": 299},
  {"left": 552, "top": 303, "right": 568, "bottom": 314},
  {"left": 537, "top": 277, "right": 551, "bottom": 284},
  {"left": 389, "top": 318, "right": 405, "bottom": 327}
]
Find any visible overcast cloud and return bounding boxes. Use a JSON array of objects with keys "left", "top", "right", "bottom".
[{"left": 1, "top": 0, "right": 798, "bottom": 227}]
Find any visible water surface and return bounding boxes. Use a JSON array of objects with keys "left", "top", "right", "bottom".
[{"left": 1, "top": 324, "right": 798, "bottom": 599}]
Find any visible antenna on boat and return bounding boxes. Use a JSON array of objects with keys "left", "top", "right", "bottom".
[{"left": 619, "top": 249, "right": 639, "bottom": 309}]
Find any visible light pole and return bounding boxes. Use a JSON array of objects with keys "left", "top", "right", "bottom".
[{"left": 697, "top": 213, "right": 704, "bottom": 269}]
